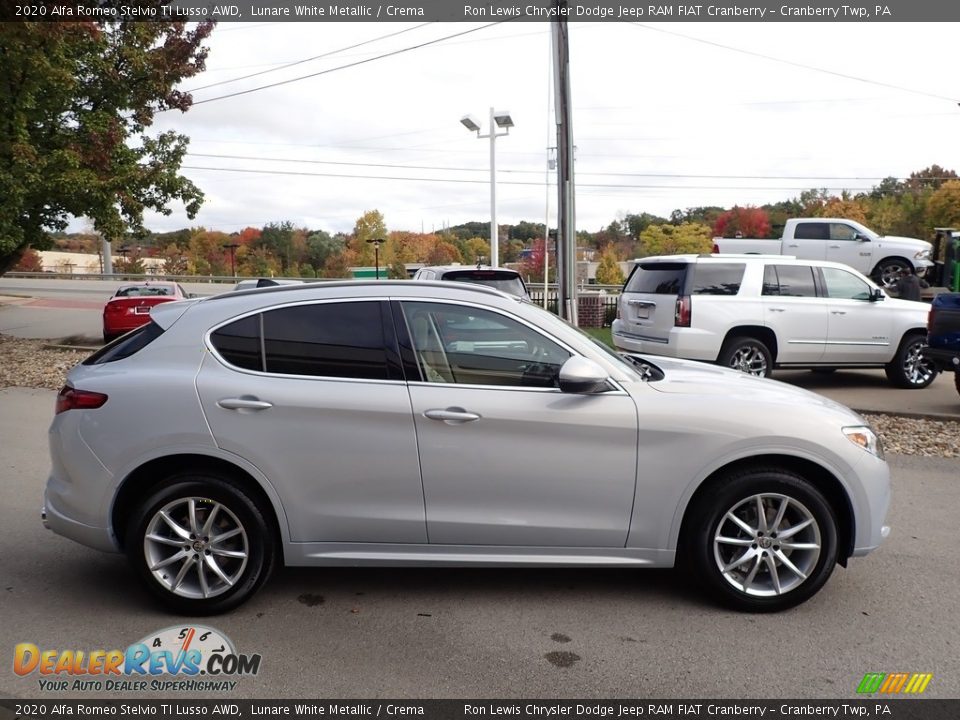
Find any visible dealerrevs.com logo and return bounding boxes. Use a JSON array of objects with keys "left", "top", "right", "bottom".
[{"left": 13, "top": 625, "right": 261, "bottom": 693}]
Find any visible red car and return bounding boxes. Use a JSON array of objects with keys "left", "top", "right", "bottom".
[{"left": 102, "top": 282, "right": 188, "bottom": 343}]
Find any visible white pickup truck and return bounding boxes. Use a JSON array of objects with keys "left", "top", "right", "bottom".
[{"left": 712, "top": 218, "right": 933, "bottom": 288}]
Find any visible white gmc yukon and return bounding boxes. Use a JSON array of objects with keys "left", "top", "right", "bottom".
[
  {"left": 611, "top": 254, "right": 937, "bottom": 388},
  {"left": 712, "top": 218, "right": 934, "bottom": 288}
]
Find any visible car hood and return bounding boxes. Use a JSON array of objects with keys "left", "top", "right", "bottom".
[
  {"left": 878, "top": 235, "right": 933, "bottom": 251},
  {"left": 633, "top": 355, "right": 863, "bottom": 419}
]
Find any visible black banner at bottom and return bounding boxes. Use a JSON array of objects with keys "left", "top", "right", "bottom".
[{"left": 2, "top": 700, "right": 959, "bottom": 720}]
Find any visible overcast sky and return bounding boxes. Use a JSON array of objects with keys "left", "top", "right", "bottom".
[{"left": 105, "top": 21, "right": 960, "bottom": 237}]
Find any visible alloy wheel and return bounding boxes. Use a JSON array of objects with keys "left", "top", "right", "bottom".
[
  {"left": 143, "top": 497, "right": 249, "bottom": 599},
  {"left": 729, "top": 346, "right": 768, "bottom": 376},
  {"left": 713, "top": 493, "right": 822, "bottom": 597}
]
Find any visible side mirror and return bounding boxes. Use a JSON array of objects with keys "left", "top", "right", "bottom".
[
  {"left": 870, "top": 288, "right": 884, "bottom": 302},
  {"left": 854, "top": 232, "right": 869, "bottom": 242},
  {"left": 558, "top": 356, "right": 611, "bottom": 394}
]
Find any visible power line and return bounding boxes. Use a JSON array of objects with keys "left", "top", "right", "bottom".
[
  {"left": 633, "top": 23, "right": 959, "bottom": 104},
  {"left": 187, "top": 23, "right": 505, "bottom": 107},
  {"left": 186, "top": 152, "right": 955, "bottom": 182},
  {"left": 181, "top": 164, "right": 882, "bottom": 191},
  {"left": 186, "top": 22, "right": 433, "bottom": 92}
]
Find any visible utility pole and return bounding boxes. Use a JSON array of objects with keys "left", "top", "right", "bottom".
[{"left": 552, "top": 3, "right": 577, "bottom": 324}]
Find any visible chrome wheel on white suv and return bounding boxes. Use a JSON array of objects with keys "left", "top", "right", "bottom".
[
  {"left": 885, "top": 333, "right": 938, "bottom": 388},
  {"left": 718, "top": 336, "right": 772, "bottom": 378}
]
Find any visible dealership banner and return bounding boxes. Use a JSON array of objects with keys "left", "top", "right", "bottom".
[
  {"left": 5, "top": 0, "right": 960, "bottom": 23},
  {"left": 2, "top": 700, "right": 960, "bottom": 719}
]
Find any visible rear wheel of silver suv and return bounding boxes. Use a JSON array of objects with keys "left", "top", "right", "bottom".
[
  {"left": 127, "top": 473, "right": 275, "bottom": 615},
  {"left": 718, "top": 336, "right": 772, "bottom": 378}
]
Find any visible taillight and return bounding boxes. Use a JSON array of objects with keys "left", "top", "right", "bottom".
[
  {"left": 712, "top": 242, "right": 720, "bottom": 253},
  {"left": 927, "top": 308, "right": 935, "bottom": 332},
  {"left": 55, "top": 386, "right": 108, "bottom": 414},
  {"left": 675, "top": 295, "right": 691, "bottom": 327}
]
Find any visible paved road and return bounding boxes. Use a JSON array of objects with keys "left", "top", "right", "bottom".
[
  {"left": 3, "top": 278, "right": 958, "bottom": 419},
  {"left": 1, "top": 387, "right": 958, "bottom": 699}
]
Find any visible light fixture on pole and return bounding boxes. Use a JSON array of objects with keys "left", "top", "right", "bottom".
[
  {"left": 366, "top": 238, "right": 385, "bottom": 280},
  {"left": 460, "top": 107, "right": 514, "bottom": 267}
]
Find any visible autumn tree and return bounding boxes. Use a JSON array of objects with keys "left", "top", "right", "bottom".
[
  {"left": 926, "top": 179, "right": 960, "bottom": 229},
  {"left": 427, "top": 241, "right": 461, "bottom": 265},
  {"left": 712, "top": 206, "right": 772, "bottom": 238},
  {"left": 820, "top": 196, "right": 868, "bottom": 223},
  {"left": 595, "top": 247, "right": 624, "bottom": 285},
  {"left": 351, "top": 210, "right": 388, "bottom": 266},
  {"left": 640, "top": 223, "right": 713, "bottom": 256},
  {"left": 0, "top": 18, "right": 215, "bottom": 275},
  {"left": 189, "top": 230, "right": 230, "bottom": 276},
  {"left": 257, "top": 221, "right": 295, "bottom": 273},
  {"left": 12, "top": 248, "right": 43, "bottom": 272},
  {"left": 159, "top": 243, "right": 188, "bottom": 275}
]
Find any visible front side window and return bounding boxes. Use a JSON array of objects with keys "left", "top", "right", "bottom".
[
  {"left": 402, "top": 302, "right": 570, "bottom": 388},
  {"left": 821, "top": 267, "right": 872, "bottom": 300},
  {"left": 829, "top": 224, "right": 858, "bottom": 241}
]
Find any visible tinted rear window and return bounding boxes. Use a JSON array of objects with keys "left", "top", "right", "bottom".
[
  {"left": 442, "top": 270, "right": 527, "bottom": 296},
  {"left": 83, "top": 322, "right": 165, "bottom": 365},
  {"left": 691, "top": 263, "right": 745, "bottom": 295},
  {"left": 762, "top": 265, "right": 818, "bottom": 297},
  {"left": 210, "top": 314, "right": 262, "bottom": 371},
  {"left": 624, "top": 263, "right": 688, "bottom": 294}
]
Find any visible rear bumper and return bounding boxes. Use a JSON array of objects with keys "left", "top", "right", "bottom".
[
  {"left": 611, "top": 321, "right": 718, "bottom": 362},
  {"left": 42, "top": 490, "right": 117, "bottom": 553},
  {"left": 922, "top": 346, "right": 960, "bottom": 372}
]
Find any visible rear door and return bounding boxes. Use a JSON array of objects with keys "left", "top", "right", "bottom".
[
  {"left": 617, "top": 261, "right": 688, "bottom": 345},
  {"left": 761, "top": 264, "right": 828, "bottom": 363},
  {"left": 786, "top": 222, "right": 829, "bottom": 261},
  {"left": 196, "top": 300, "right": 427, "bottom": 544}
]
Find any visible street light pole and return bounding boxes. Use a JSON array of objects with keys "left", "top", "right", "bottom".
[
  {"left": 366, "top": 238, "right": 385, "bottom": 280},
  {"left": 461, "top": 108, "right": 514, "bottom": 267},
  {"left": 223, "top": 243, "right": 240, "bottom": 277}
]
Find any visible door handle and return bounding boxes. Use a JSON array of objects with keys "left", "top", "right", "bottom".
[
  {"left": 831, "top": 310, "right": 847, "bottom": 315},
  {"left": 786, "top": 244, "right": 798, "bottom": 248},
  {"left": 768, "top": 308, "right": 785, "bottom": 312},
  {"left": 423, "top": 407, "right": 481, "bottom": 424},
  {"left": 218, "top": 397, "right": 274, "bottom": 411}
]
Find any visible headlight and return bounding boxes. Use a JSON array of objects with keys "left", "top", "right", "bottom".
[
  {"left": 843, "top": 426, "right": 884, "bottom": 459},
  {"left": 914, "top": 248, "right": 931, "bottom": 260}
]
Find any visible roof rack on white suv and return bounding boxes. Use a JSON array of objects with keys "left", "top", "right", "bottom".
[{"left": 612, "top": 254, "right": 936, "bottom": 388}]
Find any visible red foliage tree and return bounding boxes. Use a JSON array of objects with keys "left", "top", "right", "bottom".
[{"left": 712, "top": 206, "right": 772, "bottom": 239}]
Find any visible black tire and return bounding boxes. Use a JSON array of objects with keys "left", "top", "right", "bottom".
[
  {"left": 873, "top": 258, "right": 910, "bottom": 289},
  {"left": 884, "top": 333, "right": 938, "bottom": 389},
  {"left": 717, "top": 336, "right": 773, "bottom": 378},
  {"left": 684, "top": 468, "right": 839, "bottom": 612},
  {"left": 126, "top": 473, "right": 275, "bottom": 615}
]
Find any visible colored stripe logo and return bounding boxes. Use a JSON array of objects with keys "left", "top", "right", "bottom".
[{"left": 857, "top": 672, "right": 933, "bottom": 694}]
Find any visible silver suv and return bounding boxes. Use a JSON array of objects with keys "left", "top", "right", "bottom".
[
  {"left": 45, "top": 280, "right": 890, "bottom": 613},
  {"left": 412, "top": 265, "right": 529, "bottom": 299}
]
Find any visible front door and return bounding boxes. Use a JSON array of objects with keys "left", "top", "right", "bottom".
[
  {"left": 400, "top": 300, "right": 639, "bottom": 547},
  {"left": 819, "top": 267, "right": 893, "bottom": 363}
]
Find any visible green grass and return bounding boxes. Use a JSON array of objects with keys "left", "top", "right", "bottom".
[{"left": 581, "top": 327, "right": 614, "bottom": 348}]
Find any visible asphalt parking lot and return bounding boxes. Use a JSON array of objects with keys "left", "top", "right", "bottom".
[{"left": 1, "top": 386, "right": 958, "bottom": 699}]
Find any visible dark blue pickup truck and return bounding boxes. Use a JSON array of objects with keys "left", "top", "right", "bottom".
[{"left": 925, "top": 293, "right": 960, "bottom": 399}]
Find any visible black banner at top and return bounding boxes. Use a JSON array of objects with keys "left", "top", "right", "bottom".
[
  {"left": 3, "top": 700, "right": 960, "bottom": 720},
  {"left": 4, "top": 0, "right": 960, "bottom": 22}
]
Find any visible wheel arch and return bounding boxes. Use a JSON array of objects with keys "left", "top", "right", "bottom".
[
  {"left": 677, "top": 454, "right": 856, "bottom": 565},
  {"left": 871, "top": 256, "right": 914, "bottom": 278},
  {"left": 721, "top": 326, "right": 779, "bottom": 363},
  {"left": 110, "top": 453, "right": 285, "bottom": 555}
]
